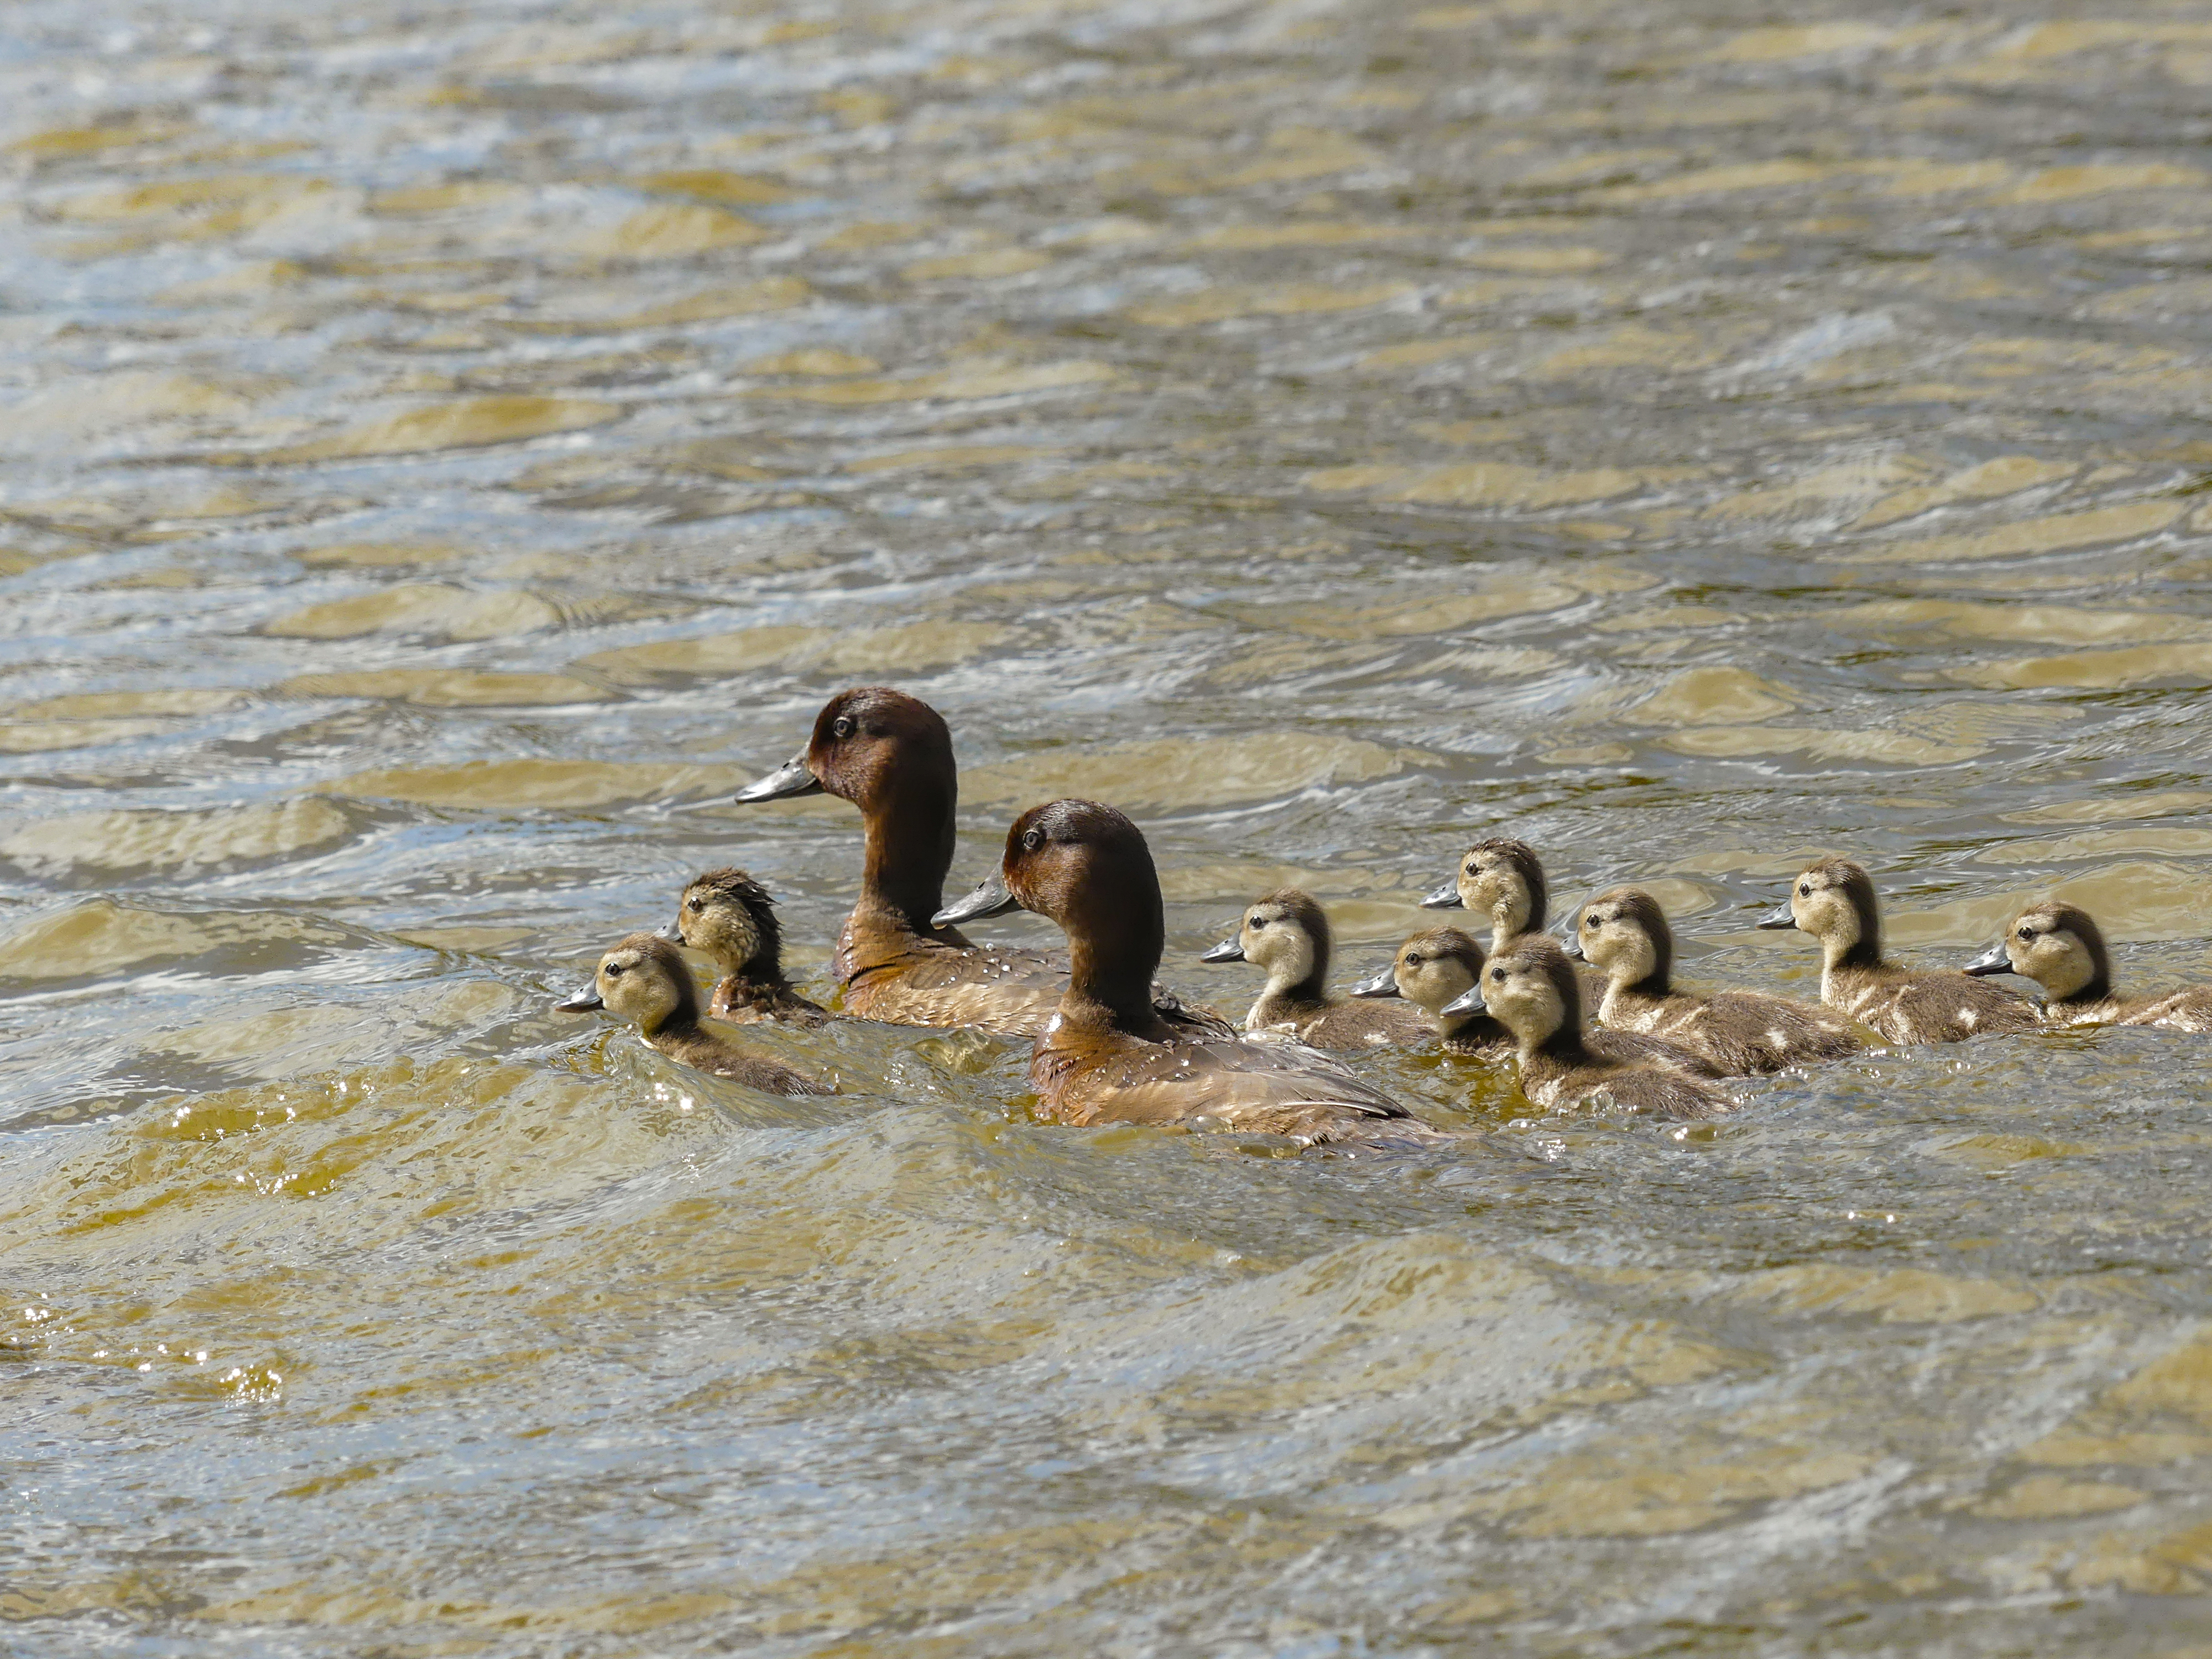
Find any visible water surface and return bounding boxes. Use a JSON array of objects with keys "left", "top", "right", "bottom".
[{"left": 7, "top": 1, "right": 2212, "bottom": 1652}]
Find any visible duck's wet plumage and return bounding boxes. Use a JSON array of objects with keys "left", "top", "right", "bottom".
[{"left": 1572, "top": 886, "right": 1863, "bottom": 1074}]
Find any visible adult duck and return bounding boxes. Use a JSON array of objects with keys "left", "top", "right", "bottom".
[
  {"left": 735, "top": 687, "right": 1071, "bottom": 1034},
  {"left": 1965, "top": 900, "right": 2212, "bottom": 1032},
  {"left": 1757, "top": 857, "right": 2038, "bottom": 1044},
  {"left": 935, "top": 799, "right": 1437, "bottom": 1145}
]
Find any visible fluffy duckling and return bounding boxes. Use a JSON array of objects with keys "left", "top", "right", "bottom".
[
  {"left": 1420, "top": 836, "right": 1550, "bottom": 952},
  {"left": 1348, "top": 927, "right": 1513, "bottom": 1056},
  {"left": 734, "top": 686, "right": 1074, "bottom": 1035},
  {"left": 1199, "top": 888, "right": 1433, "bottom": 1049},
  {"left": 1441, "top": 935, "right": 1732, "bottom": 1119},
  {"left": 1568, "top": 886, "right": 1863, "bottom": 1074},
  {"left": 1757, "top": 857, "right": 2039, "bottom": 1044},
  {"left": 1965, "top": 900, "right": 2212, "bottom": 1032},
  {"left": 665, "top": 867, "right": 829, "bottom": 1026},
  {"left": 935, "top": 800, "right": 1438, "bottom": 1146},
  {"left": 556, "top": 933, "right": 831, "bottom": 1096}
]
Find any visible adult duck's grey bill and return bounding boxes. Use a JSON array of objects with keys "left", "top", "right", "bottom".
[
  {"left": 734, "top": 754, "right": 823, "bottom": 802},
  {"left": 1348, "top": 966, "right": 1400, "bottom": 998},
  {"left": 1199, "top": 938, "right": 1246, "bottom": 964},
  {"left": 932, "top": 877, "right": 1020, "bottom": 927},
  {"left": 1419, "top": 879, "right": 1464, "bottom": 909},
  {"left": 1441, "top": 985, "right": 1488, "bottom": 1019},
  {"left": 555, "top": 984, "right": 604, "bottom": 1013},
  {"left": 1755, "top": 900, "right": 1799, "bottom": 930},
  {"left": 1963, "top": 942, "right": 2016, "bottom": 977}
]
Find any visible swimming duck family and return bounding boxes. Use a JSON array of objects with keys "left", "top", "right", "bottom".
[
  {"left": 1966, "top": 900, "right": 2212, "bottom": 1032},
  {"left": 542, "top": 682, "right": 2208, "bottom": 1131},
  {"left": 1760, "top": 857, "right": 2041, "bottom": 1044},
  {"left": 1201, "top": 888, "right": 1433, "bottom": 1049}
]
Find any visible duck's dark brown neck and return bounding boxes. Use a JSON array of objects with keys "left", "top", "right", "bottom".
[
  {"left": 852, "top": 771, "right": 959, "bottom": 940},
  {"left": 1067, "top": 929, "right": 1163, "bottom": 1029}
]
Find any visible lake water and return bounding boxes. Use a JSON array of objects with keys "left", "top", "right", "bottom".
[{"left": 7, "top": 1, "right": 2212, "bottom": 1652}]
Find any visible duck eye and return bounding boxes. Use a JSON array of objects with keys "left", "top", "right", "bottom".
[
  {"left": 1798, "top": 884, "right": 1811, "bottom": 896},
  {"left": 831, "top": 715, "right": 855, "bottom": 739},
  {"left": 2018, "top": 926, "right": 2033, "bottom": 940},
  {"left": 1021, "top": 827, "right": 1044, "bottom": 853},
  {"left": 1490, "top": 966, "right": 1504, "bottom": 982},
  {"left": 605, "top": 963, "right": 624, "bottom": 977},
  {"left": 687, "top": 898, "right": 704, "bottom": 911}
]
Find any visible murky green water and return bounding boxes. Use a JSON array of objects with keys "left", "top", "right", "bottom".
[{"left": 7, "top": 1, "right": 2212, "bottom": 1651}]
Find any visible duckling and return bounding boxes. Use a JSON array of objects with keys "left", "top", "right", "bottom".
[
  {"left": 1199, "top": 888, "right": 1433, "bottom": 1049},
  {"left": 556, "top": 932, "right": 831, "bottom": 1095},
  {"left": 1440, "top": 935, "right": 1733, "bottom": 1119},
  {"left": 933, "top": 799, "right": 1440, "bottom": 1146},
  {"left": 1965, "top": 900, "right": 2212, "bottom": 1032},
  {"left": 1757, "top": 857, "right": 2039, "bottom": 1044},
  {"left": 664, "top": 867, "right": 829, "bottom": 1026},
  {"left": 1420, "top": 836, "right": 1551, "bottom": 953},
  {"left": 733, "top": 686, "right": 1077, "bottom": 1035},
  {"left": 1347, "top": 927, "right": 1514, "bottom": 1056},
  {"left": 1567, "top": 885, "right": 1863, "bottom": 1074}
]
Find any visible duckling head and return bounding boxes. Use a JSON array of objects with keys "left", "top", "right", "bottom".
[
  {"left": 1968, "top": 899, "right": 2109, "bottom": 1001},
  {"left": 1441, "top": 934, "right": 1582, "bottom": 1050},
  {"left": 1423, "top": 838, "right": 1547, "bottom": 941},
  {"left": 1569, "top": 886, "right": 1673, "bottom": 993},
  {"left": 1354, "top": 926, "right": 1486, "bottom": 1015},
  {"left": 1202, "top": 888, "right": 1330, "bottom": 995},
  {"left": 673, "top": 867, "right": 782, "bottom": 975},
  {"left": 1760, "top": 857, "right": 1879, "bottom": 966},
  {"left": 556, "top": 932, "right": 700, "bottom": 1036}
]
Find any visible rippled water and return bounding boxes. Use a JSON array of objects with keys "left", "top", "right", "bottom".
[{"left": 7, "top": 0, "right": 2212, "bottom": 1651}]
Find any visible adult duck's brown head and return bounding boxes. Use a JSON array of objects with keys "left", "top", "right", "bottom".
[
  {"left": 935, "top": 797, "right": 1162, "bottom": 1019},
  {"left": 737, "top": 687, "right": 959, "bottom": 932}
]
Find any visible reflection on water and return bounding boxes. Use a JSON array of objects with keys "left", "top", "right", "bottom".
[{"left": 6, "top": 0, "right": 2212, "bottom": 1650}]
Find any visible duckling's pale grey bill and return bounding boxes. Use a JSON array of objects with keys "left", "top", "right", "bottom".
[
  {"left": 932, "top": 877, "right": 1020, "bottom": 927},
  {"left": 1348, "top": 967, "right": 1400, "bottom": 998},
  {"left": 733, "top": 755, "right": 824, "bottom": 802},
  {"left": 1419, "top": 880, "right": 1463, "bottom": 909},
  {"left": 555, "top": 984, "right": 604, "bottom": 1012},
  {"left": 1199, "top": 938, "right": 1246, "bottom": 963},
  {"left": 1440, "top": 986, "right": 1487, "bottom": 1019},
  {"left": 1963, "top": 942, "right": 2015, "bottom": 976},
  {"left": 1756, "top": 901, "right": 1799, "bottom": 930}
]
